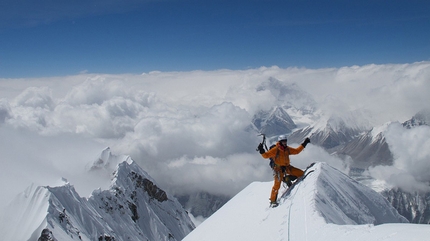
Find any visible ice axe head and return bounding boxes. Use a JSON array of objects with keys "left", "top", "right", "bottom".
[{"left": 257, "top": 133, "right": 268, "bottom": 151}]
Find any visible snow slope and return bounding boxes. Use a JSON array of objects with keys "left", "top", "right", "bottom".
[{"left": 183, "top": 162, "right": 430, "bottom": 241}]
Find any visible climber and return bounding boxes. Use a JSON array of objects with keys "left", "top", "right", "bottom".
[{"left": 257, "top": 135, "right": 310, "bottom": 207}]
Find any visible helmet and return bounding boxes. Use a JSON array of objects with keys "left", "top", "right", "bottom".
[{"left": 278, "top": 135, "right": 287, "bottom": 142}]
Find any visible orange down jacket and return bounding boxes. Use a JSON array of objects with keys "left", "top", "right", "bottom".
[{"left": 261, "top": 142, "right": 304, "bottom": 166}]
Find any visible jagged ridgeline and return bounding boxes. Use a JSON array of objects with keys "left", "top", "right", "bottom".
[{"left": 2, "top": 160, "right": 195, "bottom": 241}]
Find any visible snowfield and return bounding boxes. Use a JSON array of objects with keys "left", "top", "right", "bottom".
[{"left": 183, "top": 162, "right": 430, "bottom": 241}]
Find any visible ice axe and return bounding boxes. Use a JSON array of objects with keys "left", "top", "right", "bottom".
[{"left": 256, "top": 133, "right": 269, "bottom": 152}]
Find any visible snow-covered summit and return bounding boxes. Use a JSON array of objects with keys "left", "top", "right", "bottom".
[
  {"left": 184, "top": 162, "right": 429, "bottom": 241},
  {"left": 252, "top": 106, "right": 297, "bottom": 137},
  {"left": 1, "top": 160, "right": 195, "bottom": 241},
  {"left": 256, "top": 78, "right": 318, "bottom": 115},
  {"left": 403, "top": 108, "right": 430, "bottom": 128},
  {"left": 86, "top": 147, "right": 130, "bottom": 173}
]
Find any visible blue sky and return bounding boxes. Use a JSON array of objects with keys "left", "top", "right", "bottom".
[{"left": 0, "top": 0, "right": 429, "bottom": 78}]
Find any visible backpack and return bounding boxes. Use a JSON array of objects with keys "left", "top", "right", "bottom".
[{"left": 268, "top": 144, "right": 276, "bottom": 168}]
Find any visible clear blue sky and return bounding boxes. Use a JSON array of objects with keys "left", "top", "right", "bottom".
[{"left": 0, "top": 0, "right": 429, "bottom": 78}]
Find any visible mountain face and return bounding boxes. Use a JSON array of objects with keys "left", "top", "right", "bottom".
[
  {"left": 335, "top": 127, "right": 393, "bottom": 169},
  {"left": 382, "top": 188, "right": 430, "bottom": 224},
  {"left": 252, "top": 106, "right": 297, "bottom": 137},
  {"left": 313, "top": 163, "right": 406, "bottom": 225},
  {"left": 288, "top": 113, "right": 368, "bottom": 151},
  {"left": 183, "top": 163, "right": 419, "bottom": 241},
  {"left": 313, "top": 109, "right": 430, "bottom": 170},
  {"left": 403, "top": 109, "right": 430, "bottom": 128},
  {"left": 2, "top": 160, "right": 195, "bottom": 241},
  {"left": 252, "top": 78, "right": 321, "bottom": 141},
  {"left": 287, "top": 110, "right": 428, "bottom": 169},
  {"left": 288, "top": 123, "right": 358, "bottom": 150},
  {"left": 176, "top": 192, "right": 230, "bottom": 219}
]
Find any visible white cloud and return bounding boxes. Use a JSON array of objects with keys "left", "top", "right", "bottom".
[
  {"left": 0, "top": 125, "right": 106, "bottom": 209},
  {"left": 0, "top": 99, "right": 12, "bottom": 123},
  {"left": 299, "top": 62, "right": 430, "bottom": 124},
  {"left": 162, "top": 153, "right": 271, "bottom": 197},
  {"left": 0, "top": 62, "right": 430, "bottom": 208},
  {"left": 367, "top": 122, "right": 430, "bottom": 193},
  {"left": 13, "top": 86, "right": 55, "bottom": 109}
]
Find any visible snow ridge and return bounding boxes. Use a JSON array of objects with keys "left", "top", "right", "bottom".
[
  {"left": 183, "top": 162, "right": 429, "bottom": 241},
  {"left": 314, "top": 163, "right": 407, "bottom": 225}
]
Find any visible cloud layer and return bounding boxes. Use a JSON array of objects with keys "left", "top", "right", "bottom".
[
  {"left": 368, "top": 123, "right": 430, "bottom": 193},
  {"left": 1, "top": 62, "right": 430, "bottom": 208}
]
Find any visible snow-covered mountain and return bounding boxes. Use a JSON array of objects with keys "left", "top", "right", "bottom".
[
  {"left": 382, "top": 188, "right": 430, "bottom": 224},
  {"left": 323, "top": 109, "right": 430, "bottom": 170},
  {"left": 255, "top": 78, "right": 318, "bottom": 131},
  {"left": 403, "top": 109, "right": 430, "bottom": 128},
  {"left": 252, "top": 106, "right": 297, "bottom": 137},
  {"left": 253, "top": 77, "right": 371, "bottom": 150},
  {"left": 1, "top": 159, "right": 195, "bottom": 241},
  {"left": 86, "top": 147, "right": 121, "bottom": 172},
  {"left": 256, "top": 78, "right": 318, "bottom": 116},
  {"left": 335, "top": 123, "right": 393, "bottom": 169},
  {"left": 183, "top": 162, "right": 429, "bottom": 241},
  {"left": 283, "top": 108, "right": 419, "bottom": 171},
  {"left": 287, "top": 110, "right": 370, "bottom": 150}
]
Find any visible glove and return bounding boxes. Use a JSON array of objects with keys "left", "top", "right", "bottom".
[
  {"left": 301, "top": 137, "right": 310, "bottom": 148},
  {"left": 257, "top": 143, "right": 265, "bottom": 154}
]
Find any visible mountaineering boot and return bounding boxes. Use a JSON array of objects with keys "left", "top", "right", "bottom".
[{"left": 270, "top": 201, "right": 279, "bottom": 208}]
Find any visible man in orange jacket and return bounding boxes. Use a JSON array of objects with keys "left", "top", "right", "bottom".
[{"left": 258, "top": 135, "right": 310, "bottom": 206}]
